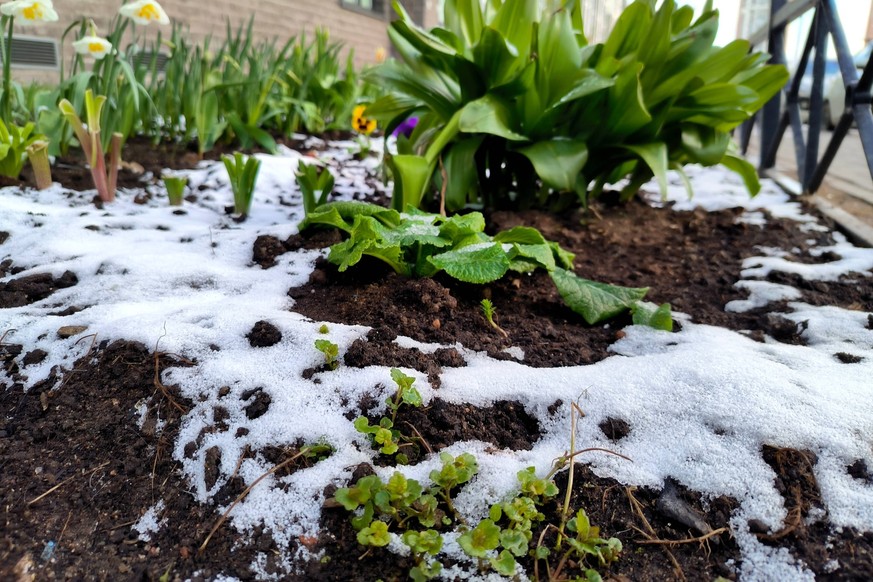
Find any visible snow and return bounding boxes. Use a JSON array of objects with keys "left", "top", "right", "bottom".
[{"left": 1, "top": 152, "right": 872, "bottom": 581}]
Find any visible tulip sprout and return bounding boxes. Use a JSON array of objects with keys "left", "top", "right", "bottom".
[
  {"left": 162, "top": 173, "right": 188, "bottom": 206},
  {"left": 26, "top": 140, "right": 53, "bottom": 190},
  {"left": 222, "top": 152, "right": 261, "bottom": 218}
]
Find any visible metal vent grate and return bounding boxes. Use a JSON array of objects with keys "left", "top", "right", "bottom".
[
  {"left": 1, "top": 35, "right": 59, "bottom": 69},
  {"left": 133, "top": 52, "right": 170, "bottom": 73}
]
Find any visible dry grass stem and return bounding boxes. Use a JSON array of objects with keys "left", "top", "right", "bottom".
[
  {"left": 28, "top": 461, "right": 111, "bottom": 506},
  {"left": 199, "top": 447, "right": 310, "bottom": 554}
]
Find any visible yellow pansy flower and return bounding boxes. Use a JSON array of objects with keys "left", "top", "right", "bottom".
[
  {"left": 119, "top": 0, "right": 169, "bottom": 26},
  {"left": 0, "top": 0, "right": 59, "bottom": 25},
  {"left": 352, "top": 105, "right": 376, "bottom": 136},
  {"left": 72, "top": 35, "right": 113, "bottom": 60}
]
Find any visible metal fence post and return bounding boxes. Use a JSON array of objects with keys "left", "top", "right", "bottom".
[{"left": 759, "top": 0, "right": 788, "bottom": 172}]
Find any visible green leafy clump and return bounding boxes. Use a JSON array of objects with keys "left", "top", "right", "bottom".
[
  {"left": 0, "top": 119, "right": 40, "bottom": 179},
  {"left": 367, "top": 0, "right": 788, "bottom": 212},
  {"left": 301, "top": 201, "right": 668, "bottom": 326},
  {"left": 295, "top": 162, "right": 336, "bottom": 217},
  {"left": 162, "top": 174, "right": 189, "bottom": 206},
  {"left": 335, "top": 454, "right": 620, "bottom": 580},
  {"left": 354, "top": 368, "right": 424, "bottom": 463},
  {"left": 222, "top": 152, "right": 262, "bottom": 218},
  {"left": 314, "top": 338, "right": 339, "bottom": 370}
]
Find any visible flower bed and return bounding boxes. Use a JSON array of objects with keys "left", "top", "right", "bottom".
[{"left": 1, "top": 136, "right": 872, "bottom": 580}]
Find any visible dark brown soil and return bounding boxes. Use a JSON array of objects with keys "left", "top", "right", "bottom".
[{"left": 2, "top": 144, "right": 873, "bottom": 579}]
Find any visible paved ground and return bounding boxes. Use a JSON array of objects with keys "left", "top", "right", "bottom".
[{"left": 743, "top": 124, "right": 873, "bottom": 245}]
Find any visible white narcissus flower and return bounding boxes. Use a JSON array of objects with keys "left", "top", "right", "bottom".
[
  {"left": 72, "top": 36, "right": 112, "bottom": 60},
  {"left": 0, "top": 0, "right": 59, "bottom": 25},
  {"left": 118, "top": 0, "right": 169, "bottom": 26}
]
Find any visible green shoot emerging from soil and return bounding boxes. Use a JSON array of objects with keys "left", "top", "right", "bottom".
[
  {"left": 162, "top": 174, "right": 188, "bottom": 206},
  {"left": 222, "top": 152, "right": 261, "bottom": 218},
  {"left": 314, "top": 338, "right": 339, "bottom": 370},
  {"left": 354, "top": 368, "right": 423, "bottom": 463},
  {"left": 334, "top": 453, "right": 621, "bottom": 580},
  {"left": 480, "top": 299, "right": 508, "bottom": 337},
  {"left": 338, "top": 383, "right": 623, "bottom": 580},
  {"left": 300, "top": 201, "right": 670, "bottom": 326}
]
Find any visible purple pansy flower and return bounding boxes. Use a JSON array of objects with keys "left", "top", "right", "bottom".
[{"left": 392, "top": 116, "right": 418, "bottom": 139}]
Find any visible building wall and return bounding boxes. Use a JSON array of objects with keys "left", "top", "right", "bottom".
[
  {"left": 582, "top": 0, "right": 629, "bottom": 43},
  {"left": 8, "top": 0, "right": 407, "bottom": 83}
]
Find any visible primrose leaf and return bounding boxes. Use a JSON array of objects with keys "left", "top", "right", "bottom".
[
  {"left": 438, "top": 211, "right": 486, "bottom": 241},
  {"left": 493, "top": 226, "right": 548, "bottom": 245},
  {"left": 386, "top": 218, "right": 449, "bottom": 248},
  {"left": 328, "top": 237, "right": 370, "bottom": 272},
  {"left": 511, "top": 243, "right": 556, "bottom": 271},
  {"left": 301, "top": 201, "right": 400, "bottom": 232},
  {"left": 428, "top": 243, "right": 510, "bottom": 283},
  {"left": 550, "top": 268, "right": 648, "bottom": 324},
  {"left": 631, "top": 301, "right": 674, "bottom": 331},
  {"left": 550, "top": 242, "right": 576, "bottom": 269}
]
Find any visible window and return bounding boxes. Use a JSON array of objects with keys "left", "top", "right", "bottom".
[{"left": 341, "top": 0, "right": 386, "bottom": 18}]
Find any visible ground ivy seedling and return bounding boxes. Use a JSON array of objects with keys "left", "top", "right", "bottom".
[
  {"left": 314, "top": 338, "right": 339, "bottom": 370},
  {"left": 353, "top": 368, "right": 424, "bottom": 463},
  {"left": 336, "top": 397, "right": 625, "bottom": 580}
]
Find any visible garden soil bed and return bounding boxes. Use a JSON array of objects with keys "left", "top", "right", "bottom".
[{"left": 2, "top": 143, "right": 873, "bottom": 580}]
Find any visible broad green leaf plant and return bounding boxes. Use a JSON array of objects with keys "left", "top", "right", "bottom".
[
  {"left": 368, "top": 0, "right": 788, "bottom": 212},
  {"left": 301, "top": 202, "right": 668, "bottom": 326}
]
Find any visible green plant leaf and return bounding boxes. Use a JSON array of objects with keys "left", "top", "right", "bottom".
[
  {"left": 459, "top": 94, "right": 527, "bottom": 141},
  {"left": 493, "top": 226, "right": 547, "bottom": 245},
  {"left": 428, "top": 243, "right": 510, "bottom": 283},
  {"left": 550, "top": 268, "right": 648, "bottom": 325},
  {"left": 632, "top": 301, "right": 674, "bottom": 331},
  {"left": 720, "top": 152, "right": 761, "bottom": 197},
  {"left": 357, "top": 520, "right": 391, "bottom": 547},
  {"left": 389, "top": 154, "right": 433, "bottom": 210},
  {"left": 491, "top": 0, "right": 536, "bottom": 57},
  {"left": 500, "top": 529, "right": 528, "bottom": 557},
  {"left": 518, "top": 139, "right": 588, "bottom": 192},
  {"left": 490, "top": 549, "right": 517, "bottom": 576},
  {"left": 458, "top": 520, "right": 500, "bottom": 557},
  {"left": 441, "top": 136, "right": 484, "bottom": 212},
  {"left": 624, "top": 142, "right": 668, "bottom": 200}
]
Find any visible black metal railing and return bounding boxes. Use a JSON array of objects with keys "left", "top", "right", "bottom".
[{"left": 740, "top": 0, "right": 873, "bottom": 195}]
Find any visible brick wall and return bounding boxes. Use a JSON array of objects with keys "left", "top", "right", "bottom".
[{"left": 10, "top": 0, "right": 397, "bottom": 82}]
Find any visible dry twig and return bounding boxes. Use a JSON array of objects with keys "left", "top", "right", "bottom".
[
  {"left": 626, "top": 486, "right": 686, "bottom": 581},
  {"left": 199, "top": 447, "right": 311, "bottom": 554}
]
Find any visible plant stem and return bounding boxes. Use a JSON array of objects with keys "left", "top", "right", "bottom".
[
  {"left": 557, "top": 404, "right": 580, "bottom": 547},
  {"left": 107, "top": 132, "right": 122, "bottom": 200},
  {"left": 2, "top": 16, "right": 13, "bottom": 121}
]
